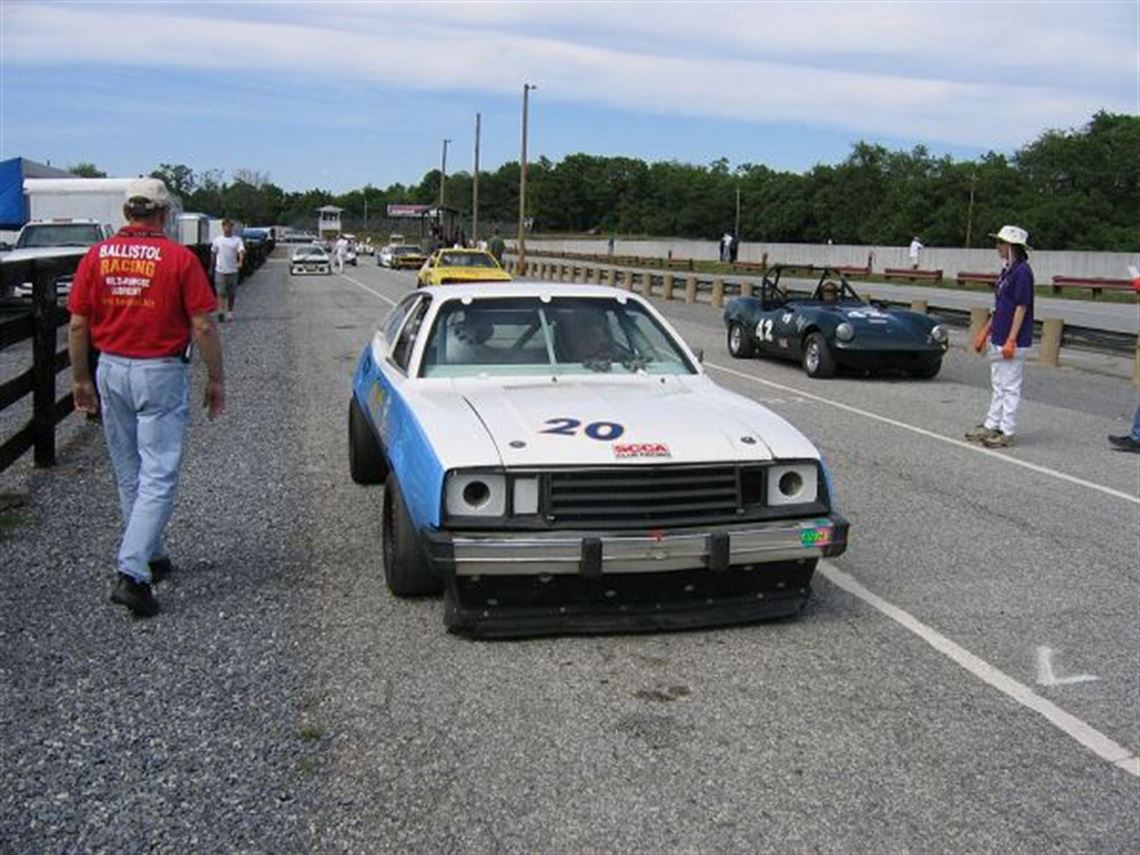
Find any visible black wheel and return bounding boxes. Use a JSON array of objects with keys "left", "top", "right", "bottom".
[
  {"left": 382, "top": 475, "right": 442, "bottom": 597},
  {"left": 727, "top": 321, "right": 755, "bottom": 358},
  {"left": 349, "top": 397, "right": 387, "bottom": 484},
  {"left": 802, "top": 332, "right": 836, "bottom": 378},
  {"left": 911, "top": 359, "right": 942, "bottom": 379}
]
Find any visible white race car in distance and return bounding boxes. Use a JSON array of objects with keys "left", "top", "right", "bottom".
[
  {"left": 290, "top": 243, "right": 331, "bottom": 275},
  {"left": 348, "top": 282, "right": 849, "bottom": 637}
]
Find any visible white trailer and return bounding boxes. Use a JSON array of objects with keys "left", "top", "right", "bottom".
[{"left": 23, "top": 177, "right": 183, "bottom": 239}]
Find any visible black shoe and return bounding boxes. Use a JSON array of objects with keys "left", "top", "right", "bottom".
[
  {"left": 110, "top": 574, "right": 160, "bottom": 617},
  {"left": 1108, "top": 435, "right": 1140, "bottom": 453},
  {"left": 149, "top": 557, "right": 173, "bottom": 583}
]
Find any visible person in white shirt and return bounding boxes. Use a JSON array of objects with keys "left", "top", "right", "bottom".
[
  {"left": 908, "top": 236, "right": 924, "bottom": 269},
  {"left": 210, "top": 219, "right": 245, "bottom": 322},
  {"left": 333, "top": 234, "right": 349, "bottom": 273}
]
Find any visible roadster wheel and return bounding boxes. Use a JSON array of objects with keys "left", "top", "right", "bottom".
[
  {"left": 911, "top": 359, "right": 942, "bottom": 379},
  {"left": 727, "top": 322, "right": 755, "bottom": 358},
  {"left": 802, "top": 332, "right": 836, "bottom": 378},
  {"left": 382, "top": 475, "right": 442, "bottom": 597}
]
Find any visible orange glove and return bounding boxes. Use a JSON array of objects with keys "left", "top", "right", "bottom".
[
  {"left": 1001, "top": 339, "right": 1016, "bottom": 360},
  {"left": 972, "top": 325, "right": 990, "bottom": 354}
]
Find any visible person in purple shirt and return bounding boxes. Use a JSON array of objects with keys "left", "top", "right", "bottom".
[{"left": 965, "top": 225, "right": 1034, "bottom": 448}]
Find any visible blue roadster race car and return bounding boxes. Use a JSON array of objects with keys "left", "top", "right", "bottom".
[{"left": 723, "top": 266, "right": 950, "bottom": 378}]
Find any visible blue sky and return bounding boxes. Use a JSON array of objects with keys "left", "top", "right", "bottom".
[{"left": 1, "top": 1, "right": 1136, "bottom": 194}]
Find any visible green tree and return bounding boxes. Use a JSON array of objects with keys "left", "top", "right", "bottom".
[{"left": 68, "top": 162, "right": 106, "bottom": 178}]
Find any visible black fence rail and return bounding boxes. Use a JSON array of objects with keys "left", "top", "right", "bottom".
[
  {"left": 0, "top": 237, "right": 272, "bottom": 475},
  {"left": 0, "top": 256, "right": 80, "bottom": 472}
]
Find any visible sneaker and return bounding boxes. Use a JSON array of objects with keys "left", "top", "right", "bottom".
[
  {"left": 1108, "top": 435, "right": 1140, "bottom": 453},
  {"left": 110, "top": 574, "right": 160, "bottom": 617},
  {"left": 149, "top": 557, "right": 174, "bottom": 583},
  {"left": 981, "top": 431, "right": 1014, "bottom": 448},
  {"left": 965, "top": 424, "right": 998, "bottom": 442}
]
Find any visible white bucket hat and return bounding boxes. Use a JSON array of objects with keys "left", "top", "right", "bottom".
[
  {"left": 989, "top": 224, "right": 1030, "bottom": 247},
  {"left": 124, "top": 177, "right": 172, "bottom": 211}
]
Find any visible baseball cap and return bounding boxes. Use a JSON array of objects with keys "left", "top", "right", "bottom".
[
  {"left": 988, "top": 224, "right": 1030, "bottom": 247},
  {"left": 124, "top": 177, "right": 172, "bottom": 210}
]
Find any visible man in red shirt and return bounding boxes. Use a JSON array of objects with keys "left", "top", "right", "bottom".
[{"left": 68, "top": 178, "right": 225, "bottom": 617}]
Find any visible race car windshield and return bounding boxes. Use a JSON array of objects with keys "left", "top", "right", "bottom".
[
  {"left": 418, "top": 296, "right": 696, "bottom": 378},
  {"left": 439, "top": 252, "right": 496, "bottom": 268}
]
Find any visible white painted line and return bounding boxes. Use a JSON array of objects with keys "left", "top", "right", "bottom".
[
  {"left": 1036, "top": 646, "right": 1098, "bottom": 687},
  {"left": 819, "top": 561, "right": 1139, "bottom": 778},
  {"left": 707, "top": 361, "right": 1140, "bottom": 505},
  {"left": 336, "top": 272, "right": 398, "bottom": 307}
]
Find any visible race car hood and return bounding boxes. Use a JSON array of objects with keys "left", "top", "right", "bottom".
[{"left": 442, "top": 374, "right": 819, "bottom": 467}]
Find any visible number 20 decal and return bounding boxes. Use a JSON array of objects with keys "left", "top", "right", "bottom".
[{"left": 541, "top": 418, "right": 625, "bottom": 441}]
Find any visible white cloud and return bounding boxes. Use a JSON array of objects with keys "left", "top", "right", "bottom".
[{"left": 3, "top": 1, "right": 1133, "bottom": 152}]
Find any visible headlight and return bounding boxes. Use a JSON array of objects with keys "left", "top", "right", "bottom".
[
  {"left": 835, "top": 322, "right": 855, "bottom": 342},
  {"left": 930, "top": 324, "right": 948, "bottom": 343},
  {"left": 445, "top": 472, "right": 506, "bottom": 517},
  {"left": 766, "top": 464, "right": 819, "bottom": 506}
]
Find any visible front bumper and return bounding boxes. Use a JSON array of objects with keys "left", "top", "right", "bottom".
[{"left": 424, "top": 514, "right": 848, "bottom": 637}]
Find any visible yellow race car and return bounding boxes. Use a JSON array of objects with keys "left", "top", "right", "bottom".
[{"left": 416, "top": 248, "right": 512, "bottom": 288}]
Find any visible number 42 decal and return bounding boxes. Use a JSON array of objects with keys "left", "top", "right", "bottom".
[
  {"left": 755, "top": 318, "right": 774, "bottom": 342},
  {"left": 541, "top": 418, "right": 625, "bottom": 440}
]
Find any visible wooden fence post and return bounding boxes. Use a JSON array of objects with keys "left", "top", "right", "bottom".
[
  {"left": 685, "top": 276, "right": 697, "bottom": 303},
  {"left": 739, "top": 281, "right": 753, "bottom": 298},
  {"left": 712, "top": 278, "right": 724, "bottom": 308},
  {"left": 1039, "top": 318, "right": 1064, "bottom": 367},
  {"left": 641, "top": 273, "right": 654, "bottom": 299},
  {"left": 968, "top": 307, "right": 989, "bottom": 346},
  {"left": 662, "top": 273, "right": 675, "bottom": 301},
  {"left": 621, "top": 269, "right": 635, "bottom": 291},
  {"left": 910, "top": 299, "right": 928, "bottom": 314}
]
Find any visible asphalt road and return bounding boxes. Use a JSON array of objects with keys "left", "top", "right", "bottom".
[{"left": 2, "top": 254, "right": 1137, "bottom": 852}]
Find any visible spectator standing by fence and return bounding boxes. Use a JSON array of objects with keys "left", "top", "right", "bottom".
[
  {"left": 909, "top": 236, "right": 924, "bottom": 269},
  {"left": 67, "top": 178, "right": 226, "bottom": 617},
  {"left": 965, "top": 225, "right": 1034, "bottom": 449},
  {"left": 487, "top": 227, "right": 506, "bottom": 264},
  {"left": 210, "top": 219, "right": 245, "bottom": 322}
]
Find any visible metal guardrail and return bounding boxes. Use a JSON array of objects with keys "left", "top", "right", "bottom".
[{"left": 507, "top": 254, "right": 1139, "bottom": 358}]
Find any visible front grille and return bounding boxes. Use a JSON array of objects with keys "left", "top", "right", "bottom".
[{"left": 546, "top": 465, "right": 742, "bottom": 528}]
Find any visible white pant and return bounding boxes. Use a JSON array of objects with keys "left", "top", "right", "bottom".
[
  {"left": 984, "top": 343, "right": 1025, "bottom": 436},
  {"left": 333, "top": 252, "right": 345, "bottom": 273}
]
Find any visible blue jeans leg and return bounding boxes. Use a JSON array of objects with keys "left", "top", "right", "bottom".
[
  {"left": 1130, "top": 404, "right": 1140, "bottom": 442},
  {"left": 97, "top": 356, "right": 189, "bottom": 583}
]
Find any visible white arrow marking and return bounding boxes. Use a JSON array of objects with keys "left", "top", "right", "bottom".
[{"left": 1036, "top": 646, "right": 1099, "bottom": 686}]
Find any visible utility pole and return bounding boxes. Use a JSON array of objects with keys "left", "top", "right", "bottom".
[
  {"left": 518, "top": 82, "right": 536, "bottom": 275},
  {"left": 734, "top": 186, "right": 741, "bottom": 237},
  {"left": 439, "top": 138, "right": 451, "bottom": 207},
  {"left": 473, "top": 112, "right": 481, "bottom": 244},
  {"left": 965, "top": 171, "right": 977, "bottom": 248},
  {"left": 363, "top": 196, "right": 368, "bottom": 234}
]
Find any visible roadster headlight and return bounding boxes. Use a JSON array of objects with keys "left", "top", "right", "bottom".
[
  {"left": 930, "top": 324, "right": 948, "bottom": 344},
  {"left": 445, "top": 472, "right": 506, "bottom": 517},
  {"left": 766, "top": 464, "right": 819, "bottom": 506},
  {"left": 835, "top": 322, "right": 855, "bottom": 342}
]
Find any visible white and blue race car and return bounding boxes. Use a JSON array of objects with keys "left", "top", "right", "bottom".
[{"left": 349, "top": 282, "right": 849, "bottom": 637}]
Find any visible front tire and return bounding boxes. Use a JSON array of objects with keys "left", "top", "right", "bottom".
[
  {"left": 382, "top": 475, "right": 442, "bottom": 597},
  {"left": 802, "top": 332, "right": 836, "bottom": 378},
  {"left": 349, "top": 397, "right": 387, "bottom": 484},
  {"left": 727, "top": 321, "right": 755, "bottom": 358}
]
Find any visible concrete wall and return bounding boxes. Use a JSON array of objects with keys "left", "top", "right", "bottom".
[{"left": 523, "top": 239, "right": 1139, "bottom": 284}]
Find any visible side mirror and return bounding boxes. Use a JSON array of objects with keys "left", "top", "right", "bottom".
[{"left": 691, "top": 347, "right": 705, "bottom": 364}]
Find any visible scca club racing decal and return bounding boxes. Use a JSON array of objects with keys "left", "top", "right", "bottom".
[{"left": 613, "top": 442, "right": 671, "bottom": 459}]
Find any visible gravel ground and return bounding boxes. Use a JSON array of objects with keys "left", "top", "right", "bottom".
[
  {"left": 2, "top": 260, "right": 1137, "bottom": 854},
  {"left": 1, "top": 271, "right": 321, "bottom": 852}
]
